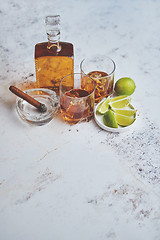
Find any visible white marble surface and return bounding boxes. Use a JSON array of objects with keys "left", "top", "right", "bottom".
[{"left": 0, "top": 0, "right": 160, "bottom": 239}]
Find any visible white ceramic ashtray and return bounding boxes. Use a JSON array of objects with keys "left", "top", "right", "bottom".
[
  {"left": 16, "top": 88, "right": 59, "bottom": 126},
  {"left": 94, "top": 97, "right": 137, "bottom": 133}
]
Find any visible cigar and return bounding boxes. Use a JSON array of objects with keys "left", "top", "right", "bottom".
[{"left": 9, "top": 86, "right": 47, "bottom": 113}]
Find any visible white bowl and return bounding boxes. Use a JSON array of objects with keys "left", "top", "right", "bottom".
[{"left": 94, "top": 98, "right": 137, "bottom": 133}]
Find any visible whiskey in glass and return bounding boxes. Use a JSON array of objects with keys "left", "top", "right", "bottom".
[
  {"left": 80, "top": 55, "right": 116, "bottom": 102},
  {"left": 60, "top": 73, "right": 95, "bottom": 124}
]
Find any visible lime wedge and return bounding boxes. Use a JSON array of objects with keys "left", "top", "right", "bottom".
[
  {"left": 103, "top": 110, "right": 118, "bottom": 128},
  {"left": 97, "top": 96, "right": 110, "bottom": 114},
  {"left": 109, "top": 96, "right": 131, "bottom": 108},
  {"left": 110, "top": 95, "right": 128, "bottom": 102},
  {"left": 113, "top": 107, "right": 136, "bottom": 117},
  {"left": 115, "top": 113, "right": 136, "bottom": 126}
]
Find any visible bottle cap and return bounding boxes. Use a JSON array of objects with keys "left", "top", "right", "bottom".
[{"left": 45, "top": 15, "right": 60, "bottom": 44}]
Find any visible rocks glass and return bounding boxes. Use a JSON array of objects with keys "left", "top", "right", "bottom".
[
  {"left": 60, "top": 73, "right": 95, "bottom": 124},
  {"left": 80, "top": 55, "right": 116, "bottom": 103}
]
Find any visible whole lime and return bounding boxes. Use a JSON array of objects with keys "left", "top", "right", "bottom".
[{"left": 114, "top": 77, "right": 136, "bottom": 96}]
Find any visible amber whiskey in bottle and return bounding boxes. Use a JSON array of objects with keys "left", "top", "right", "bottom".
[{"left": 35, "top": 15, "right": 74, "bottom": 95}]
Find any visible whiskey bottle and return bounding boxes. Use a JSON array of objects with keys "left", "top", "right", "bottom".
[{"left": 35, "top": 15, "right": 74, "bottom": 95}]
